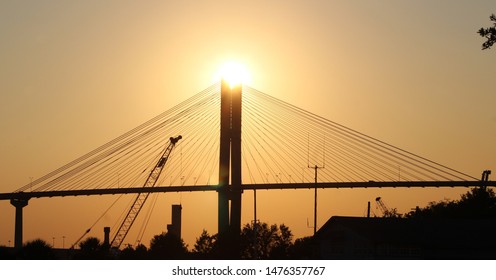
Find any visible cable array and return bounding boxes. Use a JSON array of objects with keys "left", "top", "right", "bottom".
[
  {"left": 15, "top": 83, "right": 477, "bottom": 195},
  {"left": 241, "top": 85, "right": 477, "bottom": 184},
  {"left": 15, "top": 83, "right": 221, "bottom": 193}
]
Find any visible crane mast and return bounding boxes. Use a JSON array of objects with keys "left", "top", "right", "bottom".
[{"left": 111, "top": 135, "right": 182, "bottom": 248}]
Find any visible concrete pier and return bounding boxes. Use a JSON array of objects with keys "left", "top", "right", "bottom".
[{"left": 10, "top": 198, "right": 29, "bottom": 250}]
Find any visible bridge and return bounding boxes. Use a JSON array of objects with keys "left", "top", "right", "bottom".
[{"left": 1, "top": 81, "right": 494, "bottom": 253}]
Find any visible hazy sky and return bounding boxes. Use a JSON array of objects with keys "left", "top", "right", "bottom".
[{"left": 1, "top": 1, "right": 495, "bottom": 248}]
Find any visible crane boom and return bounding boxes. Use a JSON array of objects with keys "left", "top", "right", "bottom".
[
  {"left": 375, "top": 197, "right": 389, "bottom": 215},
  {"left": 111, "top": 135, "right": 182, "bottom": 248},
  {"left": 375, "top": 196, "right": 400, "bottom": 218}
]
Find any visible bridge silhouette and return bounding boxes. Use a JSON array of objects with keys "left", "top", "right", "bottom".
[{"left": 1, "top": 81, "right": 494, "bottom": 252}]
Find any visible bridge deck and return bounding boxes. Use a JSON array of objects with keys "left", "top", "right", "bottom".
[{"left": 1, "top": 180, "right": 495, "bottom": 200}]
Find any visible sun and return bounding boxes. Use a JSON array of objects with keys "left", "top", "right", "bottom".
[{"left": 216, "top": 61, "right": 251, "bottom": 88}]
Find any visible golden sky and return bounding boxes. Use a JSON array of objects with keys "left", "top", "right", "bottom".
[{"left": 1, "top": 1, "right": 495, "bottom": 248}]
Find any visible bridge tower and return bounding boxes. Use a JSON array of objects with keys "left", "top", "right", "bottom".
[{"left": 218, "top": 80, "right": 242, "bottom": 239}]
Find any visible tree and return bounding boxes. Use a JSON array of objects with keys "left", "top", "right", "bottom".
[
  {"left": 0, "top": 246, "right": 15, "bottom": 260},
  {"left": 290, "top": 236, "right": 316, "bottom": 259},
  {"left": 240, "top": 222, "right": 293, "bottom": 259},
  {"left": 478, "top": 14, "right": 496, "bottom": 50},
  {"left": 149, "top": 232, "right": 188, "bottom": 259},
  {"left": 405, "top": 187, "right": 496, "bottom": 219},
  {"left": 269, "top": 224, "right": 294, "bottom": 259},
  {"left": 75, "top": 237, "right": 112, "bottom": 259},
  {"left": 187, "top": 223, "right": 316, "bottom": 259},
  {"left": 381, "top": 207, "right": 402, "bottom": 218},
  {"left": 79, "top": 236, "right": 101, "bottom": 251},
  {"left": 191, "top": 230, "right": 217, "bottom": 259},
  {"left": 21, "top": 239, "right": 55, "bottom": 259},
  {"left": 456, "top": 187, "right": 496, "bottom": 217},
  {"left": 119, "top": 243, "right": 148, "bottom": 260}
]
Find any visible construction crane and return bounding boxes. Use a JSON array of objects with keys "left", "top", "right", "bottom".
[
  {"left": 375, "top": 197, "right": 399, "bottom": 218},
  {"left": 110, "top": 135, "right": 182, "bottom": 248},
  {"left": 375, "top": 197, "right": 388, "bottom": 215}
]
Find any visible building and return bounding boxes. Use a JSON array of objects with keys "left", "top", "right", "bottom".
[
  {"left": 314, "top": 216, "right": 496, "bottom": 259},
  {"left": 167, "top": 204, "right": 182, "bottom": 239}
]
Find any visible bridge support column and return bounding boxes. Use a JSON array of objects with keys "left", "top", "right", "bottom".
[
  {"left": 10, "top": 198, "right": 29, "bottom": 250},
  {"left": 217, "top": 80, "right": 242, "bottom": 257},
  {"left": 218, "top": 80, "right": 232, "bottom": 235},
  {"left": 230, "top": 82, "right": 242, "bottom": 233}
]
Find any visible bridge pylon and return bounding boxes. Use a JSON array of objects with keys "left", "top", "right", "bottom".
[{"left": 218, "top": 80, "right": 242, "bottom": 248}]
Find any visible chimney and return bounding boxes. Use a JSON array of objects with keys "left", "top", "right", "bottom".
[
  {"left": 103, "top": 227, "right": 110, "bottom": 247},
  {"left": 167, "top": 204, "right": 182, "bottom": 239}
]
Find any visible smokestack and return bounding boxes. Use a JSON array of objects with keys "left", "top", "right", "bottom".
[
  {"left": 367, "top": 201, "right": 371, "bottom": 218},
  {"left": 167, "top": 204, "right": 182, "bottom": 239},
  {"left": 103, "top": 227, "right": 110, "bottom": 247}
]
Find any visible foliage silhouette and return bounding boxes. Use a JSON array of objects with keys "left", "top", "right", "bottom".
[
  {"left": 75, "top": 237, "right": 112, "bottom": 259},
  {"left": 9, "top": 223, "right": 317, "bottom": 259},
  {"left": 191, "top": 229, "right": 217, "bottom": 259},
  {"left": 149, "top": 232, "right": 188, "bottom": 259},
  {"left": 21, "top": 239, "right": 56, "bottom": 259},
  {"left": 119, "top": 243, "right": 148, "bottom": 259},
  {"left": 478, "top": 14, "right": 496, "bottom": 50},
  {"left": 381, "top": 207, "right": 402, "bottom": 218},
  {"left": 290, "top": 236, "right": 316, "bottom": 259},
  {"left": 240, "top": 222, "right": 293, "bottom": 259},
  {"left": 0, "top": 246, "right": 15, "bottom": 260},
  {"left": 405, "top": 187, "right": 496, "bottom": 219}
]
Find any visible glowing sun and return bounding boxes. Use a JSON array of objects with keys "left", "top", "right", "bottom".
[{"left": 215, "top": 61, "right": 251, "bottom": 87}]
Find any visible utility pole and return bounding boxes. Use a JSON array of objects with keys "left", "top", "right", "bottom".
[
  {"left": 311, "top": 165, "right": 324, "bottom": 235},
  {"left": 367, "top": 201, "right": 371, "bottom": 218},
  {"left": 307, "top": 133, "right": 325, "bottom": 235}
]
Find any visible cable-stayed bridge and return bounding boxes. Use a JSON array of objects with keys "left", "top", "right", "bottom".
[{"left": 1, "top": 81, "right": 494, "bottom": 250}]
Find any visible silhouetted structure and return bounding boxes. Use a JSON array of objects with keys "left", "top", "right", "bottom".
[
  {"left": 10, "top": 198, "right": 28, "bottom": 250},
  {"left": 103, "top": 227, "right": 110, "bottom": 247},
  {"left": 167, "top": 204, "right": 182, "bottom": 239},
  {"left": 1, "top": 82, "right": 494, "bottom": 255},
  {"left": 217, "top": 80, "right": 242, "bottom": 258},
  {"left": 315, "top": 216, "right": 496, "bottom": 259}
]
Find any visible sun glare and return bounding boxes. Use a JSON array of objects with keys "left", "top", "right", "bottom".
[{"left": 216, "top": 61, "right": 251, "bottom": 88}]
